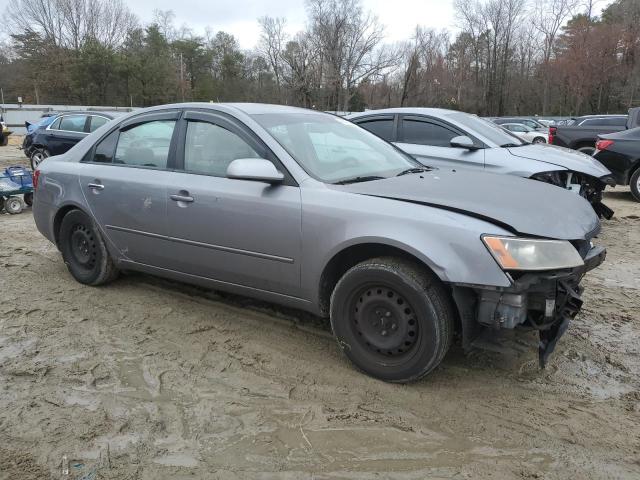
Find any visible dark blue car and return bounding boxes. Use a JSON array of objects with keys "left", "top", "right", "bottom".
[{"left": 24, "top": 111, "right": 117, "bottom": 170}]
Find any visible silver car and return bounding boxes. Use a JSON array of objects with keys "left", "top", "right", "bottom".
[
  {"left": 348, "top": 108, "right": 615, "bottom": 219},
  {"left": 33, "top": 103, "right": 606, "bottom": 382}
]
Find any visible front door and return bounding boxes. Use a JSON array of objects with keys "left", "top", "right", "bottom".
[
  {"left": 164, "top": 110, "right": 302, "bottom": 296},
  {"left": 395, "top": 115, "right": 485, "bottom": 172}
]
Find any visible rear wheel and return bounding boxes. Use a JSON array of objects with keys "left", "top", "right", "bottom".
[
  {"left": 59, "top": 209, "right": 118, "bottom": 285},
  {"left": 577, "top": 145, "right": 596, "bottom": 156},
  {"left": 532, "top": 136, "right": 546, "bottom": 144},
  {"left": 630, "top": 167, "right": 640, "bottom": 202},
  {"left": 4, "top": 196, "right": 23, "bottom": 214},
  {"left": 30, "top": 148, "right": 49, "bottom": 170},
  {"left": 330, "top": 257, "right": 454, "bottom": 383}
]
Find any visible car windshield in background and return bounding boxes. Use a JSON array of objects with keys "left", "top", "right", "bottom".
[
  {"left": 253, "top": 113, "right": 419, "bottom": 183},
  {"left": 449, "top": 112, "right": 526, "bottom": 147}
]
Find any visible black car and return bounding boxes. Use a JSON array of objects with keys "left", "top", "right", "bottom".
[
  {"left": 594, "top": 127, "right": 640, "bottom": 202},
  {"left": 550, "top": 112, "right": 635, "bottom": 155},
  {"left": 26, "top": 111, "right": 117, "bottom": 170}
]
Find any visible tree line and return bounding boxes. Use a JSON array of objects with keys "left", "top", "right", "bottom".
[{"left": 0, "top": 0, "right": 639, "bottom": 116}]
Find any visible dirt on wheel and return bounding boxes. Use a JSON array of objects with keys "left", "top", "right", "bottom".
[{"left": 1, "top": 146, "right": 639, "bottom": 479}]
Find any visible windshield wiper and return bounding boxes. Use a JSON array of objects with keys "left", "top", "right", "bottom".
[
  {"left": 396, "top": 166, "right": 432, "bottom": 176},
  {"left": 500, "top": 143, "right": 524, "bottom": 148},
  {"left": 333, "top": 175, "right": 386, "bottom": 185}
]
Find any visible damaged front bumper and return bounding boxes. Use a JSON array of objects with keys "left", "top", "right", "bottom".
[{"left": 453, "top": 244, "right": 606, "bottom": 367}]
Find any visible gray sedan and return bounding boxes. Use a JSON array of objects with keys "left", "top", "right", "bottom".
[
  {"left": 33, "top": 103, "right": 605, "bottom": 382},
  {"left": 348, "top": 108, "right": 615, "bottom": 219}
]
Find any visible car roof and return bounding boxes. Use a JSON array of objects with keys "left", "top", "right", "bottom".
[
  {"left": 133, "top": 102, "right": 318, "bottom": 116},
  {"left": 52, "top": 110, "right": 119, "bottom": 119},
  {"left": 347, "top": 107, "right": 461, "bottom": 119}
]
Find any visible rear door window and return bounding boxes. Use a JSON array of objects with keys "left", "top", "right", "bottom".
[
  {"left": 400, "top": 119, "right": 459, "bottom": 147},
  {"left": 58, "top": 115, "right": 88, "bottom": 132},
  {"left": 114, "top": 120, "right": 176, "bottom": 169}
]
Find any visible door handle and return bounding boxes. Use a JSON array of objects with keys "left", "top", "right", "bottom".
[
  {"left": 87, "top": 182, "right": 104, "bottom": 190},
  {"left": 170, "top": 194, "right": 194, "bottom": 203}
]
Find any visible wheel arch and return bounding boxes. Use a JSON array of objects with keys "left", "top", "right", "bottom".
[
  {"left": 317, "top": 241, "right": 446, "bottom": 318},
  {"left": 52, "top": 203, "right": 88, "bottom": 247}
]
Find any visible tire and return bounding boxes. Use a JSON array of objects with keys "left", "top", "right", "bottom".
[
  {"left": 330, "top": 257, "right": 455, "bottom": 383},
  {"left": 577, "top": 146, "right": 596, "bottom": 156},
  {"left": 59, "top": 209, "right": 118, "bottom": 286},
  {"left": 630, "top": 167, "right": 640, "bottom": 203},
  {"left": 30, "top": 148, "right": 50, "bottom": 170},
  {"left": 23, "top": 192, "right": 33, "bottom": 207},
  {"left": 532, "top": 137, "right": 546, "bottom": 144},
  {"left": 4, "top": 196, "right": 23, "bottom": 214}
]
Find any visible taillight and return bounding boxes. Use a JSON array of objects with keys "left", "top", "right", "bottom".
[
  {"left": 33, "top": 169, "right": 40, "bottom": 189},
  {"left": 548, "top": 126, "right": 556, "bottom": 144},
  {"left": 595, "top": 139, "right": 614, "bottom": 151}
]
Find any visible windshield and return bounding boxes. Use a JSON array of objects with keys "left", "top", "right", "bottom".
[
  {"left": 449, "top": 112, "right": 525, "bottom": 147},
  {"left": 253, "top": 113, "right": 419, "bottom": 183}
]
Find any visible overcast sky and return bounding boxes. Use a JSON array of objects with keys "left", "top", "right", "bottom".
[{"left": 0, "top": 0, "right": 616, "bottom": 48}]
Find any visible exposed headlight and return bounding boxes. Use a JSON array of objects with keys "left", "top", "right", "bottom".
[{"left": 482, "top": 236, "right": 584, "bottom": 271}]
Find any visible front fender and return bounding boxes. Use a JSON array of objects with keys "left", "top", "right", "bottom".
[{"left": 301, "top": 188, "right": 513, "bottom": 307}]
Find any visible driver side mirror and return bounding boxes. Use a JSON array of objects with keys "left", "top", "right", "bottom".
[
  {"left": 450, "top": 135, "right": 478, "bottom": 150},
  {"left": 226, "top": 158, "right": 285, "bottom": 184}
]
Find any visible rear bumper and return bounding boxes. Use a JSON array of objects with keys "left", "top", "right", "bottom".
[{"left": 453, "top": 245, "right": 606, "bottom": 366}]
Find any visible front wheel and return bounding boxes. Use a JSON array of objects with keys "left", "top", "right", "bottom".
[
  {"left": 30, "top": 148, "right": 50, "bottom": 170},
  {"left": 59, "top": 209, "right": 118, "bottom": 285},
  {"left": 630, "top": 168, "right": 640, "bottom": 202},
  {"left": 330, "top": 257, "right": 454, "bottom": 383}
]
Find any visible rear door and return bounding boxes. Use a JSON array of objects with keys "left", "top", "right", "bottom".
[
  {"left": 395, "top": 115, "right": 485, "bottom": 171},
  {"left": 77, "top": 110, "right": 181, "bottom": 266},
  {"left": 45, "top": 114, "right": 89, "bottom": 155},
  {"left": 163, "top": 110, "right": 302, "bottom": 296}
]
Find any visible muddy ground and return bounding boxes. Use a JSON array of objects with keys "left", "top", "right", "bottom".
[{"left": 1, "top": 145, "right": 639, "bottom": 479}]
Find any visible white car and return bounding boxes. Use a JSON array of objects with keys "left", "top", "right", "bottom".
[{"left": 501, "top": 123, "right": 547, "bottom": 144}]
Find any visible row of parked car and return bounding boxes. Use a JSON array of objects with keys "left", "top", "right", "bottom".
[{"left": 29, "top": 102, "right": 625, "bottom": 382}]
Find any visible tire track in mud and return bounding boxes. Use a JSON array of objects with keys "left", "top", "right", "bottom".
[{"left": 0, "top": 196, "right": 639, "bottom": 478}]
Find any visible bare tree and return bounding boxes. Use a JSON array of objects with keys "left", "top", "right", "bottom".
[
  {"left": 258, "top": 16, "right": 287, "bottom": 102},
  {"left": 533, "top": 0, "right": 577, "bottom": 114}
]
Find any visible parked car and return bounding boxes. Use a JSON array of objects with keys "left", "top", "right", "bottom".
[
  {"left": 26, "top": 111, "right": 118, "bottom": 170},
  {"left": 493, "top": 117, "right": 548, "bottom": 132},
  {"left": 537, "top": 119, "right": 556, "bottom": 127},
  {"left": 594, "top": 127, "right": 640, "bottom": 202},
  {"left": 33, "top": 103, "right": 606, "bottom": 382},
  {"left": 22, "top": 114, "right": 60, "bottom": 159},
  {"left": 500, "top": 123, "right": 547, "bottom": 143},
  {"left": 549, "top": 113, "right": 634, "bottom": 155},
  {"left": 348, "top": 108, "right": 615, "bottom": 218}
]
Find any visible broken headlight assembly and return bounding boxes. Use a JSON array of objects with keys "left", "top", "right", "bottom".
[{"left": 482, "top": 235, "right": 584, "bottom": 271}]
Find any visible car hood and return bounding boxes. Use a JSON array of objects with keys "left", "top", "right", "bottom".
[
  {"left": 333, "top": 170, "right": 599, "bottom": 240},
  {"left": 507, "top": 144, "right": 611, "bottom": 178}
]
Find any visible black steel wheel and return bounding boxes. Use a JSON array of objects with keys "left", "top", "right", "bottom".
[
  {"left": 330, "top": 257, "right": 455, "bottom": 383},
  {"left": 59, "top": 209, "right": 118, "bottom": 285}
]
